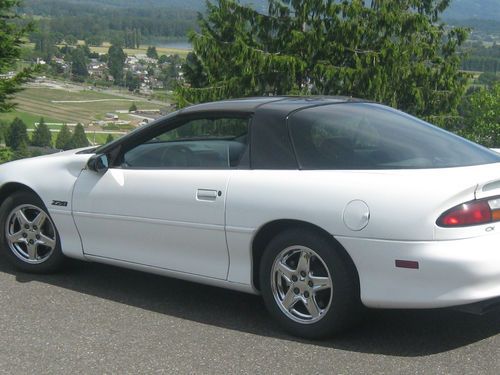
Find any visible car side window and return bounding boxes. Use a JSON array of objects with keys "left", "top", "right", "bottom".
[
  {"left": 121, "top": 117, "right": 249, "bottom": 169},
  {"left": 289, "top": 103, "right": 500, "bottom": 170}
]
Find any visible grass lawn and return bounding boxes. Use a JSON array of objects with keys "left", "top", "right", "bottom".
[
  {"left": 0, "top": 87, "right": 162, "bottom": 127},
  {"left": 84, "top": 132, "right": 125, "bottom": 145},
  {"left": 0, "top": 111, "right": 61, "bottom": 128},
  {"left": 1, "top": 86, "right": 158, "bottom": 146}
]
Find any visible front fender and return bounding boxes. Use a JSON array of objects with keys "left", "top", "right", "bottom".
[{"left": 0, "top": 149, "right": 93, "bottom": 259}]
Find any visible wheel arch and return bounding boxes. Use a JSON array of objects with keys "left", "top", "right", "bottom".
[
  {"left": 0, "top": 182, "right": 43, "bottom": 207},
  {"left": 251, "top": 219, "right": 360, "bottom": 292}
]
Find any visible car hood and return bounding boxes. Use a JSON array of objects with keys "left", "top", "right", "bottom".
[{"left": 0, "top": 147, "right": 94, "bottom": 177}]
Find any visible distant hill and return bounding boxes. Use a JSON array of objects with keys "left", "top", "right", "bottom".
[
  {"left": 22, "top": 0, "right": 267, "bottom": 11},
  {"left": 444, "top": 0, "right": 500, "bottom": 21},
  {"left": 22, "top": 0, "right": 500, "bottom": 22},
  {"left": 71, "top": 0, "right": 500, "bottom": 21}
]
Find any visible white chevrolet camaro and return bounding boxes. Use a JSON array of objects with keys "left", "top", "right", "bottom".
[{"left": 1, "top": 97, "right": 500, "bottom": 338}]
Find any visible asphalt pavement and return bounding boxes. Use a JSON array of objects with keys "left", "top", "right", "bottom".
[{"left": 0, "top": 257, "right": 499, "bottom": 374}]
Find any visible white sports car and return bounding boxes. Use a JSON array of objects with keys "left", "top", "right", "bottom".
[{"left": 1, "top": 97, "right": 500, "bottom": 338}]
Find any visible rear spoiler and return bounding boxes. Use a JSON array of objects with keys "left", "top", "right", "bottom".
[{"left": 473, "top": 149, "right": 500, "bottom": 199}]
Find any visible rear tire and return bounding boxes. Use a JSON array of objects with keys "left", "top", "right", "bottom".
[
  {"left": 0, "top": 191, "right": 64, "bottom": 273},
  {"left": 260, "top": 228, "right": 361, "bottom": 339}
]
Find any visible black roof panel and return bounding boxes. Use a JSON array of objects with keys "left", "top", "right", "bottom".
[
  {"left": 179, "top": 96, "right": 362, "bottom": 116},
  {"left": 179, "top": 97, "right": 283, "bottom": 115}
]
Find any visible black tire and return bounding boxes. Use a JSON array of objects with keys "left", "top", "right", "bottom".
[
  {"left": 260, "top": 228, "right": 361, "bottom": 339},
  {"left": 0, "top": 191, "right": 65, "bottom": 273}
]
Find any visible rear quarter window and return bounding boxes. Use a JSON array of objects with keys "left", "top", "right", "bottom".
[{"left": 288, "top": 103, "right": 500, "bottom": 170}]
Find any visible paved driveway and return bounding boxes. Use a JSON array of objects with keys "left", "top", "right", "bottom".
[{"left": 0, "top": 258, "right": 498, "bottom": 374}]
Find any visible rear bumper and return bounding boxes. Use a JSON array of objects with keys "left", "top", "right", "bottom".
[{"left": 336, "top": 234, "right": 500, "bottom": 309}]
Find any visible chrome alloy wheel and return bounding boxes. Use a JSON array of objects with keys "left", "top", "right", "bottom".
[
  {"left": 271, "top": 245, "right": 333, "bottom": 324},
  {"left": 5, "top": 204, "right": 57, "bottom": 264}
]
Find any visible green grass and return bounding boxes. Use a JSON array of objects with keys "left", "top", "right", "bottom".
[
  {"left": 0, "top": 111, "right": 61, "bottom": 128},
  {"left": 104, "top": 123, "right": 135, "bottom": 131},
  {"left": 1, "top": 87, "right": 155, "bottom": 146},
  {"left": 151, "top": 90, "right": 175, "bottom": 102},
  {"left": 87, "top": 132, "right": 124, "bottom": 145},
  {"left": 1, "top": 87, "right": 162, "bottom": 126}
]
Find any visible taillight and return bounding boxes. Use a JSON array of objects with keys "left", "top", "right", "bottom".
[{"left": 437, "top": 197, "right": 500, "bottom": 227}]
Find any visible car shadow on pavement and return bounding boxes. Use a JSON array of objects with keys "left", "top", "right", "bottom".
[{"left": 1, "top": 257, "right": 499, "bottom": 357}]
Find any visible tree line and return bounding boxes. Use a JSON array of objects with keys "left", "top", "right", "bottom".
[
  {"left": 22, "top": 1, "right": 198, "bottom": 48},
  {"left": 461, "top": 43, "right": 500, "bottom": 73},
  {"left": 0, "top": 117, "right": 91, "bottom": 162}
]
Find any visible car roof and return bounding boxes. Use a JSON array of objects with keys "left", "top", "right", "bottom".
[
  {"left": 178, "top": 96, "right": 364, "bottom": 116},
  {"left": 94, "top": 96, "right": 366, "bottom": 157}
]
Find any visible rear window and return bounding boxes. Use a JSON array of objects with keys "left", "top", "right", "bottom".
[{"left": 289, "top": 103, "right": 500, "bottom": 170}]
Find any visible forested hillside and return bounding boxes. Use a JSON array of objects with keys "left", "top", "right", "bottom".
[
  {"left": 21, "top": 0, "right": 204, "bottom": 12},
  {"left": 20, "top": 1, "right": 199, "bottom": 47},
  {"left": 444, "top": 0, "right": 500, "bottom": 21},
  {"left": 19, "top": 0, "right": 500, "bottom": 35},
  {"left": 20, "top": 0, "right": 268, "bottom": 13},
  {"left": 23, "top": 0, "right": 498, "bottom": 21}
]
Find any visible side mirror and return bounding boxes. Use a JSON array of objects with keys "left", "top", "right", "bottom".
[{"left": 87, "top": 153, "right": 109, "bottom": 173}]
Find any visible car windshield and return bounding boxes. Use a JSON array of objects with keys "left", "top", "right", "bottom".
[
  {"left": 289, "top": 103, "right": 500, "bottom": 170},
  {"left": 93, "top": 110, "right": 181, "bottom": 154}
]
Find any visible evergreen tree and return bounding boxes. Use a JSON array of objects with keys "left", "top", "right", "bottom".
[
  {"left": 182, "top": 52, "right": 207, "bottom": 88},
  {"left": 6, "top": 117, "right": 29, "bottom": 150},
  {"left": 32, "top": 28, "right": 57, "bottom": 61},
  {"left": 161, "top": 63, "right": 180, "bottom": 90},
  {"left": 459, "top": 83, "right": 500, "bottom": 147},
  {"left": 85, "top": 34, "right": 104, "bottom": 47},
  {"left": 108, "top": 44, "right": 126, "bottom": 84},
  {"left": 55, "top": 124, "right": 73, "bottom": 150},
  {"left": 0, "top": 147, "right": 13, "bottom": 164},
  {"left": 136, "top": 29, "right": 142, "bottom": 49},
  {"left": 105, "top": 134, "right": 114, "bottom": 144},
  {"left": 65, "top": 35, "right": 78, "bottom": 46},
  {"left": 0, "top": 120, "right": 9, "bottom": 144},
  {"left": 129, "top": 102, "right": 138, "bottom": 112},
  {"left": 125, "top": 71, "right": 141, "bottom": 92},
  {"left": 146, "top": 46, "right": 159, "bottom": 59},
  {"left": 177, "top": 0, "right": 468, "bottom": 120},
  {"left": 31, "top": 117, "right": 52, "bottom": 147},
  {"left": 0, "top": 0, "right": 34, "bottom": 112},
  {"left": 12, "top": 138, "right": 30, "bottom": 160},
  {"left": 71, "top": 47, "right": 88, "bottom": 79},
  {"left": 158, "top": 55, "right": 168, "bottom": 64},
  {"left": 71, "top": 123, "right": 89, "bottom": 148}
]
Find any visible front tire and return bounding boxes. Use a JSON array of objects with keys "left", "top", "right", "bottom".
[
  {"left": 260, "top": 228, "right": 361, "bottom": 339},
  {"left": 0, "top": 191, "right": 64, "bottom": 273}
]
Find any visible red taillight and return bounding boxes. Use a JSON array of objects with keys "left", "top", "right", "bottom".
[
  {"left": 438, "top": 201, "right": 491, "bottom": 227},
  {"left": 436, "top": 197, "right": 500, "bottom": 227}
]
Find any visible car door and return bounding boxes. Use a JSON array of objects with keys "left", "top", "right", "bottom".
[{"left": 72, "top": 115, "right": 250, "bottom": 279}]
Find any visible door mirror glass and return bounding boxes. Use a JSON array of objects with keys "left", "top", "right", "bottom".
[{"left": 87, "top": 153, "right": 109, "bottom": 172}]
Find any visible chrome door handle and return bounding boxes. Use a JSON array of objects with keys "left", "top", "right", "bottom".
[{"left": 196, "top": 189, "right": 218, "bottom": 201}]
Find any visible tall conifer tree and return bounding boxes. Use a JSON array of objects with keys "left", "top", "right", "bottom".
[
  {"left": 177, "top": 0, "right": 468, "bottom": 120},
  {"left": 31, "top": 118, "right": 52, "bottom": 147}
]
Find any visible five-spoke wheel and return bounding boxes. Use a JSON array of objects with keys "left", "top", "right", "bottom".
[
  {"left": 271, "top": 245, "right": 333, "bottom": 324},
  {"left": 0, "top": 191, "right": 64, "bottom": 273},
  {"left": 260, "top": 228, "right": 361, "bottom": 339},
  {"left": 6, "top": 204, "right": 57, "bottom": 264}
]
